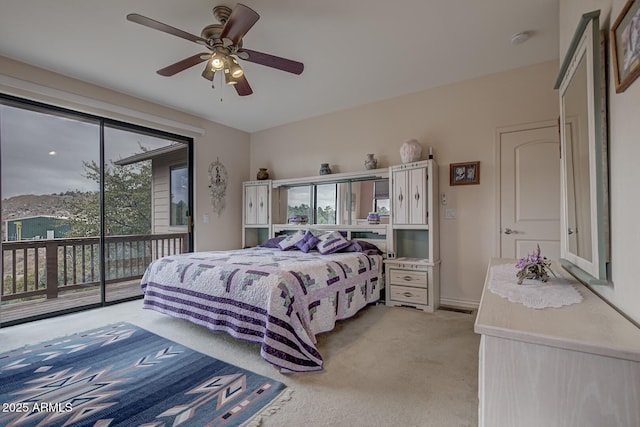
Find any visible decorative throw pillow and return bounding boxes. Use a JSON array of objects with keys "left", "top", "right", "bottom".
[
  {"left": 340, "top": 239, "right": 383, "bottom": 255},
  {"left": 259, "top": 235, "right": 286, "bottom": 248},
  {"left": 277, "top": 230, "right": 306, "bottom": 251},
  {"left": 316, "top": 231, "right": 351, "bottom": 254},
  {"left": 295, "top": 230, "right": 321, "bottom": 253}
]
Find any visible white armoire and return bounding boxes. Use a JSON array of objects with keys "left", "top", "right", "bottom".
[{"left": 385, "top": 159, "right": 440, "bottom": 312}]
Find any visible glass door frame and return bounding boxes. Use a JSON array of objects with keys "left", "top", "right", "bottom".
[{"left": 0, "top": 94, "right": 194, "bottom": 326}]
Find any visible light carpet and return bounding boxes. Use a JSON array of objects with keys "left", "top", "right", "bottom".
[{"left": 1, "top": 300, "right": 480, "bottom": 426}]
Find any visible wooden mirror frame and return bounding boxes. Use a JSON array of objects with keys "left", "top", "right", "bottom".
[{"left": 554, "top": 10, "right": 610, "bottom": 284}]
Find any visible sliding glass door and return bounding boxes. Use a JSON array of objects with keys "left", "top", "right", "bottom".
[
  {"left": 103, "top": 124, "right": 189, "bottom": 303},
  {"left": 0, "top": 95, "right": 192, "bottom": 326},
  {"left": 0, "top": 99, "right": 102, "bottom": 323}
]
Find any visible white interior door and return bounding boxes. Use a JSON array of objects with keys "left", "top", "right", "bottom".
[{"left": 500, "top": 124, "right": 561, "bottom": 260}]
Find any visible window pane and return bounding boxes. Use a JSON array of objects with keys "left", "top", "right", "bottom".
[
  {"left": 375, "top": 199, "right": 390, "bottom": 216},
  {"left": 170, "top": 165, "right": 188, "bottom": 226},
  {"left": 1, "top": 101, "right": 101, "bottom": 323},
  {"left": 316, "top": 184, "right": 337, "bottom": 224},
  {"left": 287, "top": 186, "right": 311, "bottom": 221},
  {"left": 103, "top": 125, "right": 188, "bottom": 303}
]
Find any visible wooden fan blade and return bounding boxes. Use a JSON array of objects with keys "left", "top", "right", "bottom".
[
  {"left": 220, "top": 4, "right": 260, "bottom": 46},
  {"left": 127, "top": 13, "right": 207, "bottom": 45},
  {"left": 157, "top": 53, "right": 209, "bottom": 76},
  {"left": 237, "top": 48, "right": 304, "bottom": 75},
  {"left": 234, "top": 74, "right": 253, "bottom": 96}
]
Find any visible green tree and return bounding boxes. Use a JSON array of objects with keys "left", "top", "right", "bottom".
[{"left": 66, "top": 159, "right": 152, "bottom": 237}]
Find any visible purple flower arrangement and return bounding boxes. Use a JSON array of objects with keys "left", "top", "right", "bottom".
[{"left": 515, "top": 244, "right": 556, "bottom": 285}]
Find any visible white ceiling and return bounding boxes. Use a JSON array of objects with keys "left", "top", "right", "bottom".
[{"left": 0, "top": 0, "right": 559, "bottom": 133}]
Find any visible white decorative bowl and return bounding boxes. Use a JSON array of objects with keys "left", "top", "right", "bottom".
[{"left": 400, "top": 139, "right": 422, "bottom": 164}]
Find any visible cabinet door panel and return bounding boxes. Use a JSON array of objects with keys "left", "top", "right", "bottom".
[
  {"left": 256, "top": 185, "right": 269, "bottom": 224},
  {"left": 244, "top": 185, "right": 257, "bottom": 225},
  {"left": 409, "top": 167, "right": 426, "bottom": 224},
  {"left": 392, "top": 170, "right": 409, "bottom": 225}
]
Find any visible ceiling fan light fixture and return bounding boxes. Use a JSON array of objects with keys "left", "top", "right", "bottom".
[
  {"left": 224, "top": 69, "right": 239, "bottom": 85},
  {"left": 210, "top": 50, "right": 227, "bottom": 70},
  {"left": 202, "top": 65, "right": 215, "bottom": 81},
  {"left": 228, "top": 57, "right": 244, "bottom": 78}
]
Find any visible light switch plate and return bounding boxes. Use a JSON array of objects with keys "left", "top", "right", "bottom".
[{"left": 445, "top": 208, "right": 457, "bottom": 219}]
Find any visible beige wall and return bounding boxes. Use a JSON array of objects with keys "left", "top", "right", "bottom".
[
  {"left": 560, "top": 0, "right": 640, "bottom": 324},
  {"left": 250, "top": 60, "right": 560, "bottom": 307},
  {"left": 0, "top": 56, "right": 250, "bottom": 252}
]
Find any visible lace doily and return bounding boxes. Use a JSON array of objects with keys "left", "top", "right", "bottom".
[{"left": 488, "top": 263, "right": 583, "bottom": 309}]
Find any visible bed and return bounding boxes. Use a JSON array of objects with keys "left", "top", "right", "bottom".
[{"left": 140, "top": 226, "right": 387, "bottom": 372}]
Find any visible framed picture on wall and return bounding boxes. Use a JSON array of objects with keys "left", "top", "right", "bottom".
[
  {"left": 611, "top": 0, "right": 640, "bottom": 93},
  {"left": 450, "top": 161, "right": 480, "bottom": 186}
]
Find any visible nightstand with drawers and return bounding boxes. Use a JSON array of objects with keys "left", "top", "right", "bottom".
[{"left": 384, "top": 257, "right": 439, "bottom": 313}]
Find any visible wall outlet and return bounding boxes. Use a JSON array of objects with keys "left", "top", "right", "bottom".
[{"left": 203, "top": 213, "right": 209, "bottom": 224}]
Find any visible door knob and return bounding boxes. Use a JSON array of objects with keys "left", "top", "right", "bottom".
[{"left": 504, "top": 228, "right": 514, "bottom": 235}]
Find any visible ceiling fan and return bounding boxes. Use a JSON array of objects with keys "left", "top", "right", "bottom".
[{"left": 126, "top": 3, "right": 304, "bottom": 96}]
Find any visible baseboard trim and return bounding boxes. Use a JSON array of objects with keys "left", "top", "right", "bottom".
[{"left": 440, "top": 297, "right": 479, "bottom": 310}]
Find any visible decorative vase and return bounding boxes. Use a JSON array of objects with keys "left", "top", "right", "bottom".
[
  {"left": 256, "top": 168, "right": 269, "bottom": 180},
  {"left": 367, "top": 212, "right": 381, "bottom": 224},
  {"left": 319, "top": 163, "right": 332, "bottom": 175},
  {"left": 364, "top": 154, "right": 378, "bottom": 170},
  {"left": 288, "top": 214, "right": 309, "bottom": 224},
  {"left": 400, "top": 139, "right": 422, "bottom": 164}
]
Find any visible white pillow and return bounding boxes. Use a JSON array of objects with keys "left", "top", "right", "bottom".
[
  {"left": 316, "top": 231, "right": 351, "bottom": 254},
  {"left": 277, "top": 230, "right": 306, "bottom": 251}
]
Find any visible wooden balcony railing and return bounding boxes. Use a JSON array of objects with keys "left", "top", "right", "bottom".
[{"left": 1, "top": 233, "right": 188, "bottom": 302}]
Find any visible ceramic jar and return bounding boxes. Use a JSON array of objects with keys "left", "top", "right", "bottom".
[
  {"left": 400, "top": 139, "right": 422, "bottom": 164},
  {"left": 256, "top": 168, "right": 269, "bottom": 180},
  {"left": 288, "top": 214, "right": 308, "bottom": 224},
  {"left": 364, "top": 154, "right": 378, "bottom": 170},
  {"left": 367, "top": 212, "right": 381, "bottom": 224},
  {"left": 319, "top": 163, "right": 332, "bottom": 175}
]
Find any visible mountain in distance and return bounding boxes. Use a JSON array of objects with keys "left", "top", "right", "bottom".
[{"left": 1, "top": 192, "right": 84, "bottom": 221}]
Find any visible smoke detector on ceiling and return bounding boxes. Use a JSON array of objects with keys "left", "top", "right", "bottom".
[{"left": 510, "top": 31, "right": 530, "bottom": 45}]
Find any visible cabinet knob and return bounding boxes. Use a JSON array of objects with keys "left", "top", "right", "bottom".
[{"left": 249, "top": 201, "right": 253, "bottom": 209}]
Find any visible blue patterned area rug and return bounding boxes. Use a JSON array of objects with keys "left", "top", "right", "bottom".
[{"left": 0, "top": 323, "right": 290, "bottom": 426}]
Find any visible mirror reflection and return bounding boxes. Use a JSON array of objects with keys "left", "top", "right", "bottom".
[
  {"left": 556, "top": 10, "right": 609, "bottom": 283},
  {"left": 284, "top": 179, "right": 390, "bottom": 225},
  {"left": 563, "top": 53, "right": 593, "bottom": 261}
]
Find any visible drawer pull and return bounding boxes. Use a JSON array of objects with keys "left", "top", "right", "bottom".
[
  {"left": 403, "top": 292, "right": 414, "bottom": 297},
  {"left": 402, "top": 276, "right": 414, "bottom": 281}
]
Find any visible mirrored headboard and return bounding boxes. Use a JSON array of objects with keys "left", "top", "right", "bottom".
[{"left": 554, "top": 10, "right": 610, "bottom": 284}]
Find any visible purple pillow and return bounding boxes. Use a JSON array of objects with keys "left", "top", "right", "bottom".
[
  {"left": 259, "top": 236, "right": 286, "bottom": 248},
  {"left": 295, "top": 230, "right": 321, "bottom": 253},
  {"left": 340, "top": 239, "right": 383, "bottom": 255}
]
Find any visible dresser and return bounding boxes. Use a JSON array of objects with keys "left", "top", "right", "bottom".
[{"left": 475, "top": 258, "right": 640, "bottom": 427}]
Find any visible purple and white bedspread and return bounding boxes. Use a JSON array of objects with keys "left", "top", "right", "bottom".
[{"left": 140, "top": 247, "right": 382, "bottom": 372}]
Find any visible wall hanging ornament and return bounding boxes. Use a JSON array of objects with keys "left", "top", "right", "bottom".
[{"left": 208, "top": 157, "right": 228, "bottom": 215}]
